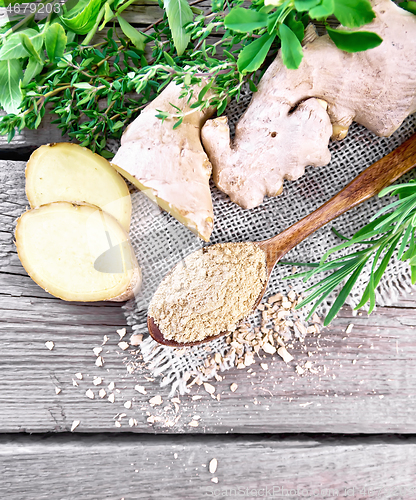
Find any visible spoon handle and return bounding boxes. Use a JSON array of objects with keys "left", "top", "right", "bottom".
[{"left": 260, "top": 134, "right": 416, "bottom": 267}]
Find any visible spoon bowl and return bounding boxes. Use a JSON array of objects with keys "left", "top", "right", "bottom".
[{"left": 148, "top": 134, "right": 416, "bottom": 347}]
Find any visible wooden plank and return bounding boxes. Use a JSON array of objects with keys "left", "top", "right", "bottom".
[
  {"left": 2, "top": 286, "right": 416, "bottom": 434},
  {"left": 0, "top": 160, "right": 32, "bottom": 274},
  {"left": 2, "top": 159, "right": 416, "bottom": 434},
  {"left": 0, "top": 112, "right": 67, "bottom": 159},
  {"left": 2, "top": 434, "right": 416, "bottom": 499}
]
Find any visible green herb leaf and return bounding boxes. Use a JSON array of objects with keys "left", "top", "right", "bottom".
[
  {"left": 45, "top": 23, "right": 67, "bottom": 62},
  {"left": 23, "top": 57, "right": 44, "bottom": 86},
  {"left": 224, "top": 8, "right": 268, "bottom": 33},
  {"left": 211, "top": 0, "right": 224, "bottom": 12},
  {"left": 60, "top": 0, "right": 103, "bottom": 35},
  {"left": 266, "top": 10, "right": 279, "bottom": 34},
  {"left": 100, "top": 2, "right": 115, "bottom": 30},
  {"left": 117, "top": 15, "right": 146, "bottom": 51},
  {"left": 411, "top": 265, "right": 416, "bottom": 285},
  {"left": 217, "top": 99, "right": 227, "bottom": 115},
  {"left": 172, "top": 116, "right": 183, "bottom": 129},
  {"left": 398, "top": 224, "right": 413, "bottom": 259},
  {"left": 0, "top": 28, "right": 42, "bottom": 60},
  {"left": 294, "top": 0, "right": 320, "bottom": 11},
  {"left": 198, "top": 82, "right": 212, "bottom": 101},
  {"left": 237, "top": 32, "right": 276, "bottom": 74},
  {"left": 309, "top": 0, "right": 334, "bottom": 19},
  {"left": 326, "top": 27, "right": 382, "bottom": 52},
  {"left": 324, "top": 259, "right": 367, "bottom": 325},
  {"left": 333, "top": 0, "right": 376, "bottom": 28},
  {"left": 357, "top": 234, "right": 401, "bottom": 312},
  {"left": 278, "top": 23, "right": 303, "bottom": 69},
  {"left": 399, "top": 2, "right": 416, "bottom": 15},
  {"left": 248, "top": 78, "right": 258, "bottom": 92},
  {"left": 402, "top": 229, "right": 416, "bottom": 261},
  {"left": 19, "top": 34, "right": 43, "bottom": 64},
  {"left": 73, "top": 82, "right": 94, "bottom": 89},
  {"left": 284, "top": 11, "right": 305, "bottom": 42},
  {"left": 163, "top": 0, "right": 194, "bottom": 56},
  {"left": 0, "top": 59, "right": 23, "bottom": 114},
  {"left": 163, "top": 51, "right": 176, "bottom": 67}
]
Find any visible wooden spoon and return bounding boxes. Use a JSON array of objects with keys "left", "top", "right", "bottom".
[{"left": 148, "top": 134, "right": 416, "bottom": 347}]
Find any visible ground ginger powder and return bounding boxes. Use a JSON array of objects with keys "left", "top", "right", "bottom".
[{"left": 148, "top": 242, "right": 267, "bottom": 343}]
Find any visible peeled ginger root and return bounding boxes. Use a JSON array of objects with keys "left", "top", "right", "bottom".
[
  {"left": 112, "top": 82, "right": 215, "bottom": 242},
  {"left": 15, "top": 202, "right": 141, "bottom": 302},
  {"left": 26, "top": 143, "right": 132, "bottom": 232}
]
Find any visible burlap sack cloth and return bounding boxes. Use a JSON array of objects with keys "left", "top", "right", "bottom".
[{"left": 121, "top": 89, "right": 416, "bottom": 395}]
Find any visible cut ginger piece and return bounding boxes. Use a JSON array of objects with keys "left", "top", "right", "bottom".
[
  {"left": 15, "top": 202, "right": 141, "bottom": 302},
  {"left": 202, "top": 99, "right": 332, "bottom": 209},
  {"left": 112, "top": 82, "right": 215, "bottom": 242},
  {"left": 26, "top": 143, "right": 132, "bottom": 232}
]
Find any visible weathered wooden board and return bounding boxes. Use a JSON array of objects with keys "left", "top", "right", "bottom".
[
  {"left": 3, "top": 286, "right": 416, "bottom": 435},
  {"left": 0, "top": 113, "right": 68, "bottom": 159},
  {"left": 2, "top": 159, "right": 416, "bottom": 434},
  {"left": 2, "top": 434, "right": 416, "bottom": 500}
]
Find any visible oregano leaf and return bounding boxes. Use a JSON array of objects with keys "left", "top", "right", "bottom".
[
  {"left": 0, "top": 59, "right": 23, "bottom": 114},
  {"left": 294, "top": 0, "right": 320, "bottom": 12},
  {"left": 327, "top": 27, "right": 382, "bottom": 52},
  {"left": 278, "top": 23, "right": 303, "bottom": 69},
  {"left": 163, "top": 0, "right": 194, "bottom": 56},
  {"left": 0, "top": 28, "right": 42, "bottom": 60},
  {"left": 23, "top": 57, "right": 44, "bottom": 86},
  {"left": 237, "top": 32, "right": 276, "bottom": 74},
  {"left": 224, "top": 8, "right": 268, "bottom": 33},
  {"left": 45, "top": 23, "right": 67, "bottom": 62},
  {"left": 333, "top": 0, "right": 376, "bottom": 28},
  {"left": 117, "top": 15, "right": 146, "bottom": 52}
]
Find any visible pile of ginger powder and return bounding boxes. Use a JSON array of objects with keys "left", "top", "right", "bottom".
[{"left": 148, "top": 242, "right": 267, "bottom": 343}]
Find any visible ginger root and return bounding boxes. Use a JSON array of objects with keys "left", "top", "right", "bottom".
[
  {"left": 112, "top": 82, "right": 216, "bottom": 242},
  {"left": 16, "top": 202, "right": 141, "bottom": 302},
  {"left": 202, "top": 0, "right": 416, "bottom": 209}
]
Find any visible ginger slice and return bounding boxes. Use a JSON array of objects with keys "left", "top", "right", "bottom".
[
  {"left": 26, "top": 143, "right": 132, "bottom": 232},
  {"left": 16, "top": 202, "right": 141, "bottom": 302},
  {"left": 112, "top": 82, "right": 215, "bottom": 242},
  {"left": 202, "top": 0, "right": 416, "bottom": 209}
]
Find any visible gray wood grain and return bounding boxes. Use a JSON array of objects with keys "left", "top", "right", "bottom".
[
  {"left": 0, "top": 111, "right": 68, "bottom": 157},
  {"left": 1, "top": 434, "right": 416, "bottom": 500},
  {"left": 3, "top": 160, "right": 416, "bottom": 434}
]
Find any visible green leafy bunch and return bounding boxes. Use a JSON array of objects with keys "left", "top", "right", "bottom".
[
  {"left": 0, "top": 0, "right": 266, "bottom": 152},
  {"left": 223, "top": 0, "right": 383, "bottom": 72},
  {"left": 0, "top": 0, "right": 153, "bottom": 152},
  {"left": 0, "top": 0, "right": 390, "bottom": 154},
  {"left": 288, "top": 180, "right": 416, "bottom": 326}
]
